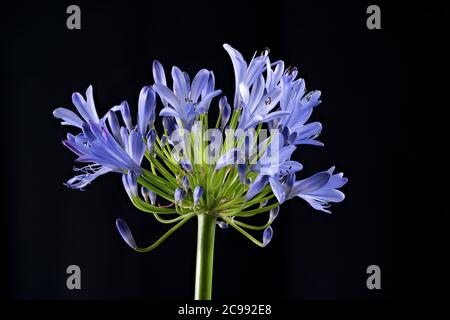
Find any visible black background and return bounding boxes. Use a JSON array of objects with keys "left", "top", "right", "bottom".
[{"left": 1, "top": 0, "right": 448, "bottom": 301}]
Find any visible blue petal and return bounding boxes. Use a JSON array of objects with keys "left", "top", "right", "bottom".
[
  {"left": 153, "top": 84, "right": 179, "bottom": 108},
  {"left": 171, "top": 66, "right": 189, "bottom": 100},
  {"left": 247, "top": 75, "right": 265, "bottom": 113},
  {"left": 122, "top": 172, "right": 138, "bottom": 200},
  {"left": 152, "top": 60, "right": 167, "bottom": 85},
  {"left": 245, "top": 175, "right": 269, "bottom": 201},
  {"left": 246, "top": 55, "right": 268, "bottom": 86},
  {"left": 159, "top": 107, "right": 180, "bottom": 118},
  {"left": 190, "top": 69, "right": 210, "bottom": 102},
  {"left": 65, "top": 166, "right": 112, "bottom": 189},
  {"left": 278, "top": 161, "right": 303, "bottom": 175},
  {"left": 196, "top": 89, "right": 222, "bottom": 114},
  {"left": 71, "top": 86, "right": 99, "bottom": 123},
  {"left": 53, "top": 107, "right": 84, "bottom": 128},
  {"left": 106, "top": 110, "right": 122, "bottom": 145},
  {"left": 85, "top": 85, "right": 99, "bottom": 122},
  {"left": 297, "top": 194, "right": 332, "bottom": 213},
  {"left": 269, "top": 177, "right": 285, "bottom": 203},
  {"left": 223, "top": 44, "right": 247, "bottom": 107},
  {"left": 291, "top": 172, "right": 331, "bottom": 196},
  {"left": 128, "top": 130, "right": 145, "bottom": 165},
  {"left": 310, "top": 189, "right": 345, "bottom": 202},
  {"left": 138, "top": 86, "right": 156, "bottom": 136},
  {"left": 112, "top": 101, "right": 132, "bottom": 130},
  {"left": 219, "top": 96, "right": 231, "bottom": 129}
]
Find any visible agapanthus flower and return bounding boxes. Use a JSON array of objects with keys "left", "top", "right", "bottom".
[
  {"left": 54, "top": 85, "right": 153, "bottom": 189},
  {"left": 54, "top": 43, "right": 347, "bottom": 300},
  {"left": 153, "top": 61, "right": 221, "bottom": 129}
]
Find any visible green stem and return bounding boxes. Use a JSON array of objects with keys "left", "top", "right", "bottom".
[{"left": 194, "top": 213, "right": 217, "bottom": 300}]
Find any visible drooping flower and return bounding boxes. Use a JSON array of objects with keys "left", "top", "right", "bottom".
[{"left": 286, "top": 167, "right": 347, "bottom": 213}]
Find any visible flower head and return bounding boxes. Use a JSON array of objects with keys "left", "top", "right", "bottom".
[{"left": 54, "top": 44, "right": 347, "bottom": 252}]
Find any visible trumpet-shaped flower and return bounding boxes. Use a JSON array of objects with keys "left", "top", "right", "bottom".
[{"left": 153, "top": 61, "right": 221, "bottom": 129}]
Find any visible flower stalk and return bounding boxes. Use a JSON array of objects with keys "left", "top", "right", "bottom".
[{"left": 195, "top": 213, "right": 217, "bottom": 300}]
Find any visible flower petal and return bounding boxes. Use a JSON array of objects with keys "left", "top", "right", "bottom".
[
  {"left": 53, "top": 107, "right": 84, "bottom": 128},
  {"left": 190, "top": 69, "right": 210, "bottom": 102},
  {"left": 153, "top": 84, "right": 179, "bottom": 108},
  {"left": 138, "top": 86, "right": 156, "bottom": 136},
  {"left": 291, "top": 171, "right": 331, "bottom": 196},
  {"left": 269, "top": 177, "right": 286, "bottom": 203},
  {"left": 245, "top": 175, "right": 269, "bottom": 201}
]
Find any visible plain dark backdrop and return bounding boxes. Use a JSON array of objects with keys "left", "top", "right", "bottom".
[{"left": 1, "top": 0, "right": 448, "bottom": 300}]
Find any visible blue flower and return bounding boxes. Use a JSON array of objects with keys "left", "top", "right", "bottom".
[
  {"left": 246, "top": 134, "right": 303, "bottom": 202},
  {"left": 54, "top": 86, "right": 148, "bottom": 189},
  {"left": 277, "top": 72, "right": 323, "bottom": 146},
  {"left": 62, "top": 122, "right": 145, "bottom": 189},
  {"left": 286, "top": 167, "right": 348, "bottom": 213},
  {"left": 223, "top": 44, "right": 290, "bottom": 130},
  {"left": 53, "top": 85, "right": 103, "bottom": 128},
  {"left": 153, "top": 61, "right": 221, "bottom": 129}
]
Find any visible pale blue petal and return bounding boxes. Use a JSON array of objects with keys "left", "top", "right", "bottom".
[
  {"left": 190, "top": 69, "right": 210, "bottom": 102},
  {"left": 53, "top": 107, "right": 84, "bottom": 128},
  {"left": 171, "top": 66, "right": 189, "bottom": 100},
  {"left": 153, "top": 84, "right": 179, "bottom": 107},
  {"left": 245, "top": 175, "right": 269, "bottom": 201},
  {"left": 269, "top": 177, "right": 285, "bottom": 203}
]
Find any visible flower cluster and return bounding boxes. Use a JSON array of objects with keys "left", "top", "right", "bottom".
[{"left": 54, "top": 44, "right": 347, "bottom": 251}]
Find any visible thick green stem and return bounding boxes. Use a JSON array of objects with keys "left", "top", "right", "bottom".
[{"left": 194, "top": 214, "right": 217, "bottom": 300}]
